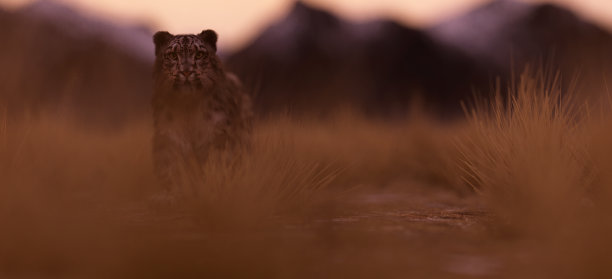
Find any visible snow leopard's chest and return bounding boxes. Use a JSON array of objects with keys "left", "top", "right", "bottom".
[{"left": 159, "top": 109, "right": 229, "bottom": 156}]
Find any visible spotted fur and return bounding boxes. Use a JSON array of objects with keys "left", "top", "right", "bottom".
[{"left": 152, "top": 30, "right": 252, "bottom": 195}]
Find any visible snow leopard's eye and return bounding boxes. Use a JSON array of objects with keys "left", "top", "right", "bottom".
[{"left": 195, "top": 51, "right": 207, "bottom": 60}]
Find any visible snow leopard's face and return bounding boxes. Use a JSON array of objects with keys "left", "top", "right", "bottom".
[{"left": 153, "top": 30, "right": 221, "bottom": 92}]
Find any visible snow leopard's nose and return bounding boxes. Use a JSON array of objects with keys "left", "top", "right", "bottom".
[
  {"left": 179, "top": 71, "right": 194, "bottom": 77},
  {"left": 179, "top": 63, "right": 194, "bottom": 75}
]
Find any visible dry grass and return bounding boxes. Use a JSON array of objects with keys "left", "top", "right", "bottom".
[
  {"left": 453, "top": 68, "right": 612, "bottom": 277},
  {"left": 0, "top": 109, "right": 455, "bottom": 223},
  {"left": 175, "top": 121, "right": 344, "bottom": 228},
  {"left": 257, "top": 112, "right": 458, "bottom": 189},
  {"left": 454, "top": 68, "right": 593, "bottom": 232},
  {"left": 0, "top": 107, "right": 461, "bottom": 277},
  {"left": 6, "top": 67, "right": 612, "bottom": 277}
]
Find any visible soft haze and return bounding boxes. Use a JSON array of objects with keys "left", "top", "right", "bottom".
[{"left": 3, "top": 0, "right": 612, "bottom": 50}]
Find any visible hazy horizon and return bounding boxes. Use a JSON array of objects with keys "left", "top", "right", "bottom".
[{"left": 3, "top": 0, "right": 612, "bottom": 51}]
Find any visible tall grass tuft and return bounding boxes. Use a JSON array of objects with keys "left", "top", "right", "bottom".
[
  {"left": 454, "top": 67, "right": 594, "bottom": 232},
  {"left": 174, "top": 123, "right": 344, "bottom": 228}
]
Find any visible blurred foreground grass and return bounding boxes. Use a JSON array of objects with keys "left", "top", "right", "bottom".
[
  {"left": 0, "top": 109, "right": 464, "bottom": 278},
  {"left": 3, "top": 69, "right": 612, "bottom": 277}
]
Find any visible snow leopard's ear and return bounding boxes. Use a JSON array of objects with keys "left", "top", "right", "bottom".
[
  {"left": 199, "top": 29, "right": 218, "bottom": 52},
  {"left": 153, "top": 31, "right": 174, "bottom": 56}
]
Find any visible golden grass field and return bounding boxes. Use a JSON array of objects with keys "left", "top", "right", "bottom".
[{"left": 2, "top": 68, "right": 612, "bottom": 278}]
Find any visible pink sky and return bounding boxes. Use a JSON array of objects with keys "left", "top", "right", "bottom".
[{"left": 3, "top": 0, "right": 612, "bottom": 51}]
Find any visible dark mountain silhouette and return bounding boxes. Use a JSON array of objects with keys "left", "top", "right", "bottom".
[
  {"left": 4, "top": 0, "right": 612, "bottom": 122},
  {"left": 21, "top": 0, "right": 153, "bottom": 61},
  {"left": 0, "top": 1, "right": 153, "bottom": 126},
  {"left": 430, "top": 0, "right": 612, "bottom": 87},
  {"left": 226, "top": 2, "right": 490, "bottom": 116}
]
